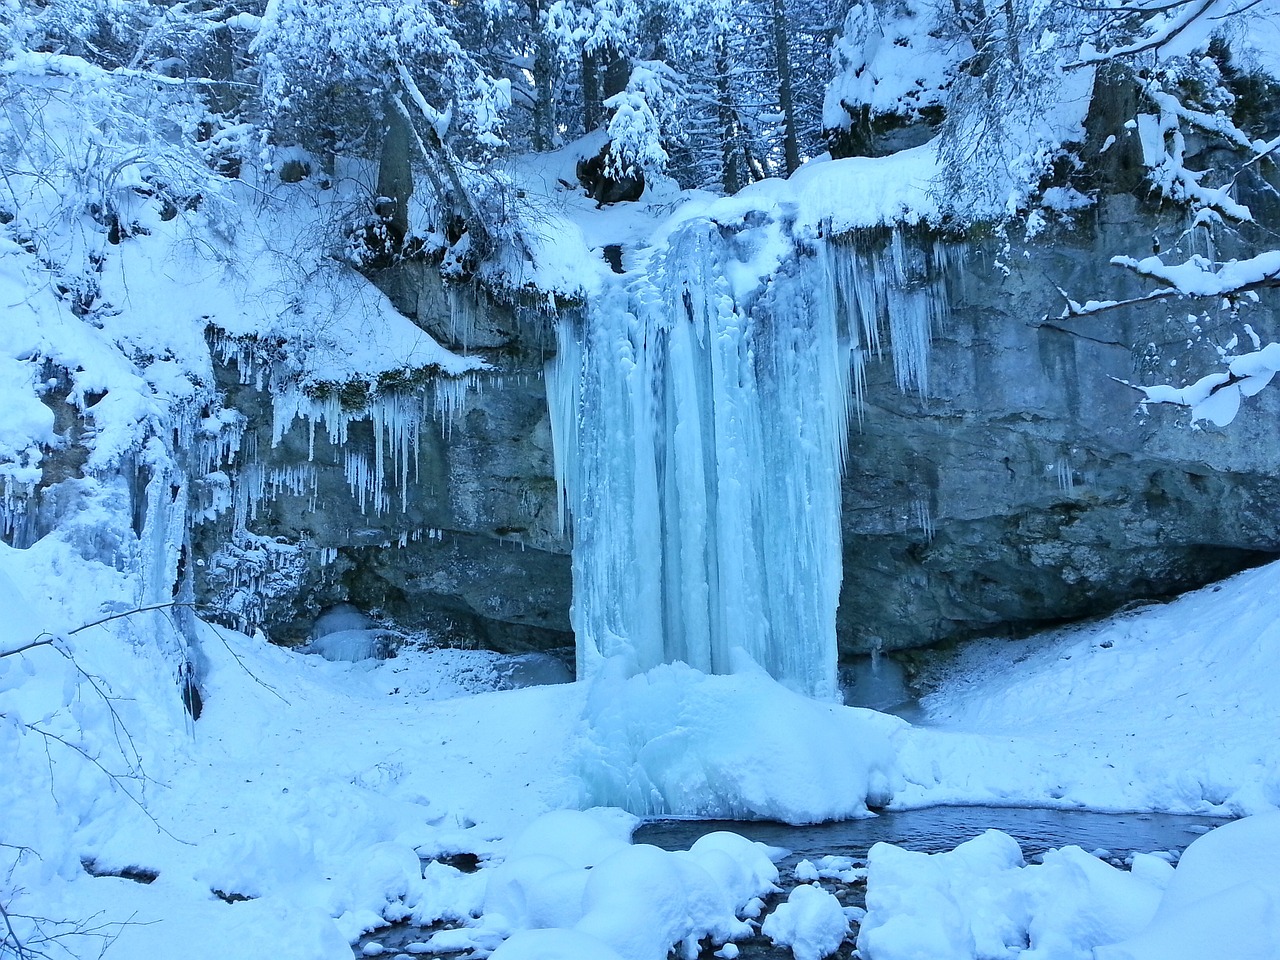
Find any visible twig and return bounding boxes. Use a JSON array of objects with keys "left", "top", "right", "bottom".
[
  {"left": 0, "top": 900, "right": 31, "bottom": 960},
  {"left": 24, "top": 725, "right": 189, "bottom": 845},
  {"left": 67, "top": 601, "right": 199, "bottom": 636},
  {"left": 1, "top": 899, "right": 149, "bottom": 960},
  {"left": 0, "top": 635, "right": 56, "bottom": 659},
  {"left": 199, "top": 619, "right": 291, "bottom": 705}
]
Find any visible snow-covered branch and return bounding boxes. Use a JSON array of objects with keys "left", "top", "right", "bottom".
[
  {"left": 1055, "top": 250, "right": 1280, "bottom": 320},
  {"left": 1067, "top": 0, "right": 1225, "bottom": 66},
  {"left": 1127, "top": 342, "right": 1280, "bottom": 425},
  {"left": 1057, "top": 286, "right": 1184, "bottom": 318},
  {"left": 1067, "top": 252, "right": 1280, "bottom": 425},
  {"left": 1112, "top": 250, "right": 1280, "bottom": 297}
]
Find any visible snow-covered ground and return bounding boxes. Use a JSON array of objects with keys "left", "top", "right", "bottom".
[
  {"left": 896, "top": 559, "right": 1280, "bottom": 816},
  {"left": 4, "top": 526, "right": 1278, "bottom": 959}
]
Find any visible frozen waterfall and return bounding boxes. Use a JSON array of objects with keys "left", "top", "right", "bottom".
[{"left": 548, "top": 221, "right": 945, "bottom": 701}]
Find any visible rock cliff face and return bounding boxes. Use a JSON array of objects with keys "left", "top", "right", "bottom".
[
  {"left": 192, "top": 199, "right": 1280, "bottom": 662},
  {"left": 191, "top": 269, "right": 573, "bottom": 652},
  {"left": 839, "top": 196, "right": 1280, "bottom": 653}
]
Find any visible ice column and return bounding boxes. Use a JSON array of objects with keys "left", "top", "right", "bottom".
[{"left": 550, "top": 222, "right": 866, "bottom": 700}]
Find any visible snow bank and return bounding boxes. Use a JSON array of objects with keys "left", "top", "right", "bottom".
[
  {"left": 860, "top": 815, "right": 1280, "bottom": 960},
  {"left": 1096, "top": 813, "right": 1280, "bottom": 960},
  {"left": 897, "top": 560, "right": 1280, "bottom": 817},
  {"left": 858, "top": 830, "right": 1170, "bottom": 960},
  {"left": 451, "top": 809, "right": 781, "bottom": 960},
  {"left": 575, "top": 659, "right": 904, "bottom": 823}
]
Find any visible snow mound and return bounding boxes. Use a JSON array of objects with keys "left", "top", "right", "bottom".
[
  {"left": 447, "top": 809, "right": 781, "bottom": 960},
  {"left": 574, "top": 660, "right": 905, "bottom": 823},
  {"left": 858, "top": 830, "right": 1169, "bottom": 960},
  {"left": 761, "top": 883, "right": 850, "bottom": 960},
  {"left": 1096, "top": 813, "right": 1280, "bottom": 960},
  {"left": 305, "top": 629, "right": 394, "bottom": 662}
]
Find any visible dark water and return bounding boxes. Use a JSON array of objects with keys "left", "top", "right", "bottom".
[
  {"left": 356, "top": 806, "right": 1225, "bottom": 959},
  {"left": 634, "top": 804, "right": 1223, "bottom": 868},
  {"left": 632, "top": 806, "right": 1224, "bottom": 959}
]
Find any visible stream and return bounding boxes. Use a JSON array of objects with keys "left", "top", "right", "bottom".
[
  {"left": 355, "top": 805, "right": 1226, "bottom": 959},
  {"left": 633, "top": 804, "right": 1221, "bottom": 864}
]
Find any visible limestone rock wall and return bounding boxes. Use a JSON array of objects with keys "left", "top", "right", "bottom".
[
  {"left": 192, "top": 271, "right": 572, "bottom": 652},
  {"left": 839, "top": 196, "right": 1280, "bottom": 653}
]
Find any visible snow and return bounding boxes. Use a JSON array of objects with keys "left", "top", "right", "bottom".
[
  {"left": 1095, "top": 813, "right": 1280, "bottom": 960},
  {"left": 6, "top": 519, "right": 1280, "bottom": 959},
  {"left": 858, "top": 830, "right": 1170, "bottom": 960},
  {"left": 667, "top": 143, "right": 946, "bottom": 237},
  {"left": 761, "top": 883, "right": 850, "bottom": 960},
  {"left": 823, "top": 0, "right": 959, "bottom": 132}
]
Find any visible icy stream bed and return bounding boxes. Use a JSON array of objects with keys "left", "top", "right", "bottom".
[
  {"left": 634, "top": 805, "right": 1222, "bottom": 867},
  {"left": 353, "top": 806, "right": 1224, "bottom": 959}
]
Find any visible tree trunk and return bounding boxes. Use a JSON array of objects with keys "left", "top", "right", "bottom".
[
  {"left": 391, "top": 69, "right": 493, "bottom": 258},
  {"left": 716, "top": 37, "right": 742, "bottom": 195},
  {"left": 602, "top": 45, "right": 630, "bottom": 100},
  {"left": 772, "top": 0, "right": 801, "bottom": 175},
  {"left": 582, "top": 48, "right": 601, "bottom": 133},
  {"left": 528, "top": 0, "right": 555, "bottom": 151},
  {"left": 376, "top": 92, "right": 414, "bottom": 245},
  {"left": 1002, "top": 0, "right": 1021, "bottom": 66}
]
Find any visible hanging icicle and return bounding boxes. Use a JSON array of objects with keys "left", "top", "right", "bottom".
[{"left": 548, "top": 219, "right": 953, "bottom": 701}]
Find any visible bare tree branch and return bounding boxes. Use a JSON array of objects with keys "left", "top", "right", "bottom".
[
  {"left": 24, "top": 725, "right": 188, "bottom": 845},
  {"left": 1066, "top": 0, "right": 1218, "bottom": 67}
]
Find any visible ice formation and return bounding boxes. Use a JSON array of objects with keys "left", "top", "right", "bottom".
[
  {"left": 548, "top": 221, "right": 948, "bottom": 699},
  {"left": 574, "top": 660, "right": 904, "bottom": 821},
  {"left": 265, "top": 377, "right": 478, "bottom": 516}
]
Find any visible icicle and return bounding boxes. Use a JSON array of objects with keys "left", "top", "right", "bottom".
[
  {"left": 545, "top": 310, "right": 586, "bottom": 540},
  {"left": 913, "top": 498, "right": 935, "bottom": 541},
  {"left": 0, "top": 479, "right": 37, "bottom": 548},
  {"left": 547, "top": 219, "right": 865, "bottom": 700},
  {"left": 267, "top": 464, "right": 317, "bottom": 500},
  {"left": 343, "top": 448, "right": 389, "bottom": 515},
  {"left": 447, "top": 284, "right": 482, "bottom": 349},
  {"left": 1056, "top": 457, "right": 1075, "bottom": 493},
  {"left": 824, "top": 226, "right": 952, "bottom": 401}
]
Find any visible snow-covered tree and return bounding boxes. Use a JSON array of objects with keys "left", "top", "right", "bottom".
[
  {"left": 1060, "top": 2, "right": 1280, "bottom": 423},
  {"left": 253, "top": 0, "right": 512, "bottom": 257}
]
